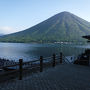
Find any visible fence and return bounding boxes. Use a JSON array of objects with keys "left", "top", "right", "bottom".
[{"left": 0, "top": 52, "right": 71, "bottom": 82}]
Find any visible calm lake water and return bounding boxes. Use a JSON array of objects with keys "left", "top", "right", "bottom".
[{"left": 0, "top": 42, "right": 89, "bottom": 62}]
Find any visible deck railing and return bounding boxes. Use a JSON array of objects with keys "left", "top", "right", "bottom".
[{"left": 0, "top": 52, "right": 72, "bottom": 81}]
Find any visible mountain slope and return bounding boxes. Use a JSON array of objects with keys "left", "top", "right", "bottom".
[{"left": 0, "top": 11, "right": 90, "bottom": 43}]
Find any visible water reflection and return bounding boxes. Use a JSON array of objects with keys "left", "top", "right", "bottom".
[{"left": 0, "top": 43, "right": 87, "bottom": 61}]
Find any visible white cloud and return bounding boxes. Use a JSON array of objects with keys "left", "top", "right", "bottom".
[{"left": 0, "top": 26, "right": 17, "bottom": 34}]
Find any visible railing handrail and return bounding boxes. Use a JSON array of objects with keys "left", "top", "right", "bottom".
[
  {"left": 2, "top": 63, "right": 19, "bottom": 68},
  {"left": 0, "top": 52, "right": 76, "bottom": 81},
  {"left": 0, "top": 53, "right": 71, "bottom": 69},
  {"left": 23, "top": 59, "right": 40, "bottom": 64},
  {"left": 2, "top": 53, "right": 72, "bottom": 68}
]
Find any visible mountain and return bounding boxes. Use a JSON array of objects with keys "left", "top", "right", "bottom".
[{"left": 0, "top": 11, "right": 90, "bottom": 43}]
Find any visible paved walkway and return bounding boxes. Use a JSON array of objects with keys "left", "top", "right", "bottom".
[{"left": 0, "top": 64, "right": 90, "bottom": 90}]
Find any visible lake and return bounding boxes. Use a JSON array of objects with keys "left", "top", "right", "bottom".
[{"left": 0, "top": 42, "right": 89, "bottom": 62}]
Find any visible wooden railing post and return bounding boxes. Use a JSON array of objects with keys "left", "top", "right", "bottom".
[
  {"left": 40, "top": 56, "right": 43, "bottom": 72},
  {"left": 60, "top": 52, "right": 62, "bottom": 64},
  {"left": 52, "top": 54, "right": 56, "bottom": 67},
  {"left": 19, "top": 59, "right": 23, "bottom": 80}
]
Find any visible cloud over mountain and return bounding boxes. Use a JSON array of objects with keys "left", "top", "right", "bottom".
[{"left": 0, "top": 26, "right": 16, "bottom": 34}]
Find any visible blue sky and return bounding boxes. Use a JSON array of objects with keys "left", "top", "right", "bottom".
[{"left": 0, "top": 0, "right": 90, "bottom": 34}]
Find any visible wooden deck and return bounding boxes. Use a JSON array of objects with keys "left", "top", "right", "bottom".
[{"left": 0, "top": 64, "right": 90, "bottom": 90}]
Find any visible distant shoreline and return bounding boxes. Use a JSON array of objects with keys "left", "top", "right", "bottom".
[{"left": 0, "top": 41, "right": 86, "bottom": 44}]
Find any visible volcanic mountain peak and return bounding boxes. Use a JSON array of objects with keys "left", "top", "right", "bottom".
[{"left": 0, "top": 11, "right": 90, "bottom": 43}]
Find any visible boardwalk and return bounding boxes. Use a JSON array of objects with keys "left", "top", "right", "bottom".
[{"left": 0, "top": 64, "right": 90, "bottom": 90}]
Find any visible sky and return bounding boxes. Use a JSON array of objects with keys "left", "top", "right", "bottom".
[{"left": 0, "top": 0, "right": 90, "bottom": 34}]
